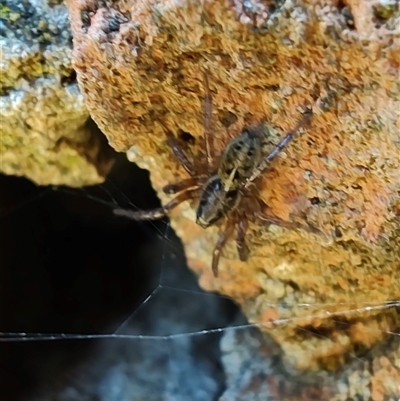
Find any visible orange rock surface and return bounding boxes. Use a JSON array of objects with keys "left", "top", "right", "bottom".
[{"left": 66, "top": 0, "right": 400, "bottom": 397}]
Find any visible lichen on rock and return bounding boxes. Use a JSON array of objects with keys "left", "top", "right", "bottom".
[
  {"left": 1, "top": 0, "right": 113, "bottom": 186},
  {"left": 66, "top": 0, "right": 400, "bottom": 398}
]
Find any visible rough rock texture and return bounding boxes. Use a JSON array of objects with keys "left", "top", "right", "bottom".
[
  {"left": 220, "top": 321, "right": 400, "bottom": 401},
  {"left": 0, "top": 0, "right": 113, "bottom": 186},
  {"left": 66, "top": 0, "right": 400, "bottom": 398}
]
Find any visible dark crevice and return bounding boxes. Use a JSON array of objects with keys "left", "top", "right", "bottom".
[
  {"left": 178, "top": 130, "right": 196, "bottom": 145},
  {"left": 337, "top": 0, "right": 356, "bottom": 30},
  {"left": 54, "top": 118, "right": 116, "bottom": 179},
  {"left": 60, "top": 69, "right": 77, "bottom": 86},
  {"left": 310, "top": 197, "right": 320, "bottom": 205},
  {"left": 0, "top": 159, "right": 242, "bottom": 401},
  {"left": 220, "top": 110, "right": 238, "bottom": 128},
  {"left": 81, "top": 9, "right": 92, "bottom": 31}
]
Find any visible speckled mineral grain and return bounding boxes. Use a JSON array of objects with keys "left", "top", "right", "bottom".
[
  {"left": 66, "top": 0, "right": 400, "bottom": 399},
  {"left": 1, "top": 0, "right": 112, "bottom": 186}
]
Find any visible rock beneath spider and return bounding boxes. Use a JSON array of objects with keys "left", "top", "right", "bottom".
[
  {"left": 114, "top": 74, "right": 319, "bottom": 277},
  {"left": 66, "top": 0, "right": 400, "bottom": 397}
]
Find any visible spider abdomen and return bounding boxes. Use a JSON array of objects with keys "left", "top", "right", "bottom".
[{"left": 218, "top": 128, "right": 263, "bottom": 191}]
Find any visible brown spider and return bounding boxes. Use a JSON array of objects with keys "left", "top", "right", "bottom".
[{"left": 114, "top": 74, "right": 318, "bottom": 277}]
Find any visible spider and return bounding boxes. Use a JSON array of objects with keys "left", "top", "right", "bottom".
[{"left": 114, "top": 73, "right": 319, "bottom": 277}]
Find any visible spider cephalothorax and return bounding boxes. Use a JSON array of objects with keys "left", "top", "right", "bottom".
[{"left": 114, "top": 73, "right": 318, "bottom": 277}]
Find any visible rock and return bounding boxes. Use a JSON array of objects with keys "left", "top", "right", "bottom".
[
  {"left": 65, "top": 0, "right": 400, "bottom": 397},
  {"left": 220, "top": 321, "right": 400, "bottom": 400},
  {"left": 0, "top": 0, "right": 113, "bottom": 186}
]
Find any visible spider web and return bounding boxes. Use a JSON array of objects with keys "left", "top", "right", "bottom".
[{"left": 0, "top": 156, "right": 399, "bottom": 401}]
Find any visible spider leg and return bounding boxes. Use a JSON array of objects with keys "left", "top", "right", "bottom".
[
  {"left": 203, "top": 72, "right": 214, "bottom": 172},
  {"left": 236, "top": 214, "right": 250, "bottom": 261},
  {"left": 163, "top": 177, "right": 204, "bottom": 194},
  {"left": 257, "top": 210, "right": 322, "bottom": 236},
  {"left": 212, "top": 216, "right": 236, "bottom": 277},
  {"left": 114, "top": 188, "right": 198, "bottom": 221},
  {"left": 164, "top": 130, "right": 196, "bottom": 176},
  {"left": 243, "top": 110, "right": 313, "bottom": 189}
]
